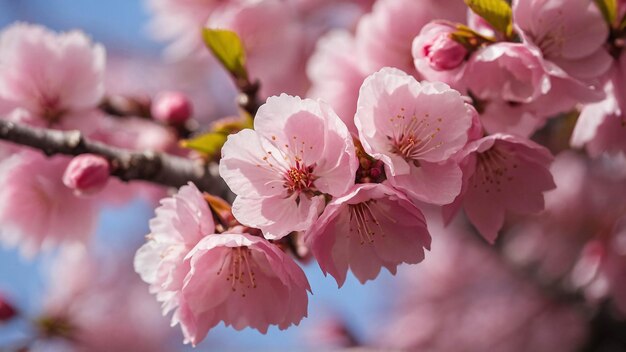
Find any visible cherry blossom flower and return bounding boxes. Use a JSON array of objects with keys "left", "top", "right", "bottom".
[
  {"left": 134, "top": 183, "right": 214, "bottom": 319},
  {"left": 503, "top": 152, "right": 626, "bottom": 314},
  {"left": 445, "top": 134, "right": 556, "bottom": 243},
  {"left": 355, "top": 67, "right": 473, "bottom": 205},
  {"left": 135, "top": 183, "right": 310, "bottom": 344},
  {"left": 220, "top": 94, "right": 357, "bottom": 239},
  {"left": 305, "top": 183, "right": 430, "bottom": 286},
  {"left": 513, "top": 0, "right": 611, "bottom": 85},
  {"left": 176, "top": 232, "right": 310, "bottom": 344},
  {"left": 571, "top": 83, "right": 626, "bottom": 157},
  {"left": 0, "top": 151, "right": 98, "bottom": 256},
  {"left": 477, "top": 101, "right": 548, "bottom": 138},
  {"left": 466, "top": 43, "right": 550, "bottom": 104},
  {"left": 572, "top": 53, "right": 626, "bottom": 157},
  {"left": 0, "top": 23, "right": 105, "bottom": 130},
  {"left": 145, "top": 0, "right": 220, "bottom": 61}
]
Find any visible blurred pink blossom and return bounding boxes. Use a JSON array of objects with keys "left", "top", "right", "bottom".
[
  {"left": 206, "top": 0, "right": 308, "bottom": 97},
  {"left": 513, "top": 0, "right": 611, "bottom": 84},
  {"left": 0, "top": 23, "right": 105, "bottom": 131},
  {"left": 38, "top": 245, "right": 178, "bottom": 352},
  {"left": 379, "top": 216, "right": 588, "bottom": 352},
  {"left": 307, "top": 30, "right": 368, "bottom": 134}
]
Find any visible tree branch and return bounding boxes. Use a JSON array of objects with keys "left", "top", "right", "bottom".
[{"left": 0, "top": 120, "right": 228, "bottom": 195}]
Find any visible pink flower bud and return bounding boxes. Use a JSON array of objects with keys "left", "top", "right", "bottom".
[
  {"left": 0, "top": 295, "right": 17, "bottom": 322},
  {"left": 63, "top": 154, "right": 110, "bottom": 196},
  {"left": 413, "top": 22, "right": 469, "bottom": 89},
  {"left": 422, "top": 32, "right": 466, "bottom": 71},
  {"left": 151, "top": 91, "right": 192, "bottom": 125}
]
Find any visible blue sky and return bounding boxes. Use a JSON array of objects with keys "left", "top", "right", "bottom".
[{"left": 0, "top": 1, "right": 399, "bottom": 350}]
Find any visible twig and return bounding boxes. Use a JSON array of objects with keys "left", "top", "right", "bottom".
[{"left": 0, "top": 120, "right": 228, "bottom": 195}]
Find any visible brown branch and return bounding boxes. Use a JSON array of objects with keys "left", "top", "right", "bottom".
[{"left": 0, "top": 119, "right": 228, "bottom": 195}]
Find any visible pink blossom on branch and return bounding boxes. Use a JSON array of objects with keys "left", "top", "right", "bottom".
[
  {"left": 305, "top": 183, "right": 431, "bottom": 287},
  {"left": 466, "top": 43, "right": 551, "bottom": 104},
  {"left": 219, "top": 94, "right": 357, "bottom": 239},
  {"left": 355, "top": 67, "right": 473, "bottom": 205},
  {"left": 134, "top": 183, "right": 310, "bottom": 345},
  {"left": 134, "top": 183, "right": 215, "bottom": 319},
  {"left": 513, "top": 0, "right": 611, "bottom": 94},
  {"left": 178, "top": 232, "right": 310, "bottom": 344},
  {"left": 0, "top": 23, "right": 105, "bottom": 130},
  {"left": 444, "top": 134, "right": 556, "bottom": 243}
]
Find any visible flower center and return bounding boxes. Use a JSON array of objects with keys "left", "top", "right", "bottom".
[
  {"left": 217, "top": 247, "right": 257, "bottom": 298},
  {"left": 348, "top": 201, "right": 391, "bottom": 245},
  {"left": 473, "top": 146, "right": 517, "bottom": 194},
  {"left": 388, "top": 108, "right": 444, "bottom": 163},
  {"left": 39, "top": 94, "right": 64, "bottom": 123},
  {"left": 284, "top": 161, "right": 316, "bottom": 194}
]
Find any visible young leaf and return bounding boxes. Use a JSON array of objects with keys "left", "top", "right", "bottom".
[
  {"left": 180, "top": 132, "right": 228, "bottom": 156},
  {"left": 595, "top": 0, "right": 618, "bottom": 26},
  {"left": 465, "top": 0, "right": 513, "bottom": 38},
  {"left": 202, "top": 28, "right": 248, "bottom": 80}
]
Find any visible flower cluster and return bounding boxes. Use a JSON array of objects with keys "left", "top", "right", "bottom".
[
  {"left": 4, "top": 0, "right": 626, "bottom": 349},
  {"left": 134, "top": 183, "right": 310, "bottom": 345},
  {"left": 0, "top": 23, "right": 176, "bottom": 255}
]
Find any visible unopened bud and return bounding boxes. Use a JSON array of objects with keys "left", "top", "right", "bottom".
[
  {"left": 63, "top": 154, "right": 110, "bottom": 196},
  {"left": 151, "top": 91, "right": 193, "bottom": 125},
  {"left": 0, "top": 294, "right": 17, "bottom": 322},
  {"left": 424, "top": 32, "right": 467, "bottom": 71}
]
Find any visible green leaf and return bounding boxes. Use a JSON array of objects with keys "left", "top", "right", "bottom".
[
  {"left": 465, "top": 0, "right": 513, "bottom": 37},
  {"left": 595, "top": 0, "right": 618, "bottom": 26},
  {"left": 202, "top": 29, "right": 248, "bottom": 80},
  {"left": 180, "top": 132, "right": 228, "bottom": 156}
]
